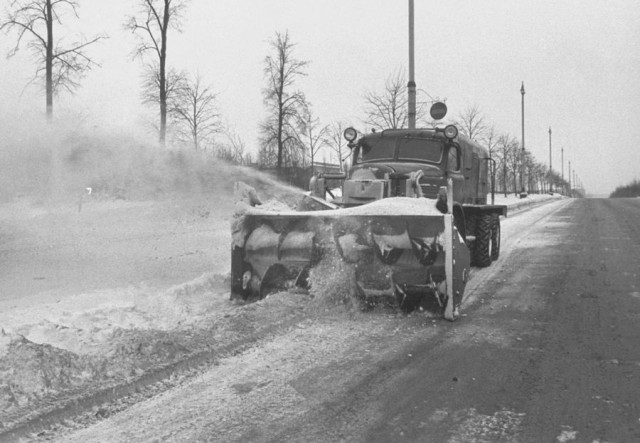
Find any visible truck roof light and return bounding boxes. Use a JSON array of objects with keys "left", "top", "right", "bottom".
[
  {"left": 444, "top": 125, "right": 458, "bottom": 139},
  {"left": 343, "top": 127, "right": 358, "bottom": 142}
]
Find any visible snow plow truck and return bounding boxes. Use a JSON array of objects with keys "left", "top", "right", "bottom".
[{"left": 230, "top": 123, "right": 507, "bottom": 320}]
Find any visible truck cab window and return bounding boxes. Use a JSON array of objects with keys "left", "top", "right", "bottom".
[
  {"left": 397, "top": 138, "right": 443, "bottom": 163},
  {"left": 447, "top": 145, "right": 460, "bottom": 171},
  {"left": 359, "top": 139, "right": 395, "bottom": 162}
]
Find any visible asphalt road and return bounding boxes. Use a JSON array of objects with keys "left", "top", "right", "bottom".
[
  {"left": 56, "top": 198, "right": 640, "bottom": 443},
  {"left": 397, "top": 196, "right": 640, "bottom": 442},
  {"left": 266, "top": 198, "right": 640, "bottom": 442}
]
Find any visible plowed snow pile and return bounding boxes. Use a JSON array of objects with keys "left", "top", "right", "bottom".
[{"left": 0, "top": 274, "right": 223, "bottom": 421}]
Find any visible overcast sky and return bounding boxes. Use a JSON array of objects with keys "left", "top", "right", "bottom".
[{"left": 1, "top": 0, "right": 639, "bottom": 196}]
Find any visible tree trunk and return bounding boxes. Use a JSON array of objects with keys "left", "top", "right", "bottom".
[
  {"left": 159, "top": 0, "right": 170, "bottom": 145},
  {"left": 45, "top": 0, "right": 53, "bottom": 120},
  {"left": 277, "top": 111, "right": 283, "bottom": 169},
  {"left": 503, "top": 162, "right": 507, "bottom": 197},
  {"left": 276, "top": 58, "right": 285, "bottom": 170}
]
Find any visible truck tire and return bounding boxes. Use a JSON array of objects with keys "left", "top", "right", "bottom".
[
  {"left": 472, "top": 213, "right": 493, "bottom": 267},
  {"left": 465, "top": 213, "right": 477, "bottom": 259},
  {"left": 491, "top": 214, "right": 501, "bottom": 261},
  {"left": 465, "top": 213, "right": 477, "bottom": 244}
]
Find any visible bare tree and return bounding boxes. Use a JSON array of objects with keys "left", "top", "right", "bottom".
[
  {"left": 537, "top": 163, "right": 549, "bottom": 194},
  {"left": 362, "top": 69, "right": 431, "bottom": 131},
  {"left": 455, "top": 104, "right": 487, "bottom": 141},
  {"left": 298, "top": 107, "right": 328, "bottom": 172},
  {"left": 169, "top": 73, "right": 220, "bottom": 151},
  {"left": 216, "top": 128, "right": 250, "bottom": 165},
  {"left": 529, "top": 161, "right": 543, "bottom": 193},
  {"left": 227, "top": 130, "right": 251, "bottom": 165},
  {"left": 363, "top": 70, "right": 408, "bottom": 130},
  {"left": 481, "top": 125, "right": 499, "bottom": 194},
  {"left": 1, "top": 0, "right": 105, "bottom": 119},
  {"left": 260, "top": 30, "right": 309, "bottom": 169},
  {"left": 125, "top": 0, "right": 189, "bottom": 144},
  {"left": 141, "top": 63, "right": 183, "bottom": 107},
  {"left": 482, "top": 125, "right": 499, "bottom": 159},
  {"left": 324, "top": 121, "right": 349, "bottom": 170},
  {"left": 495, "top": 133, "right": 518, "bottom": 196},
  {"left": 507, "top": 139, "right": 523, "bottom": 196}
]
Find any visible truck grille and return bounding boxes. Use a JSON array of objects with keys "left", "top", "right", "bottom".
[{"left": 420, "top": 183, "right": 440, "bottom": 199}]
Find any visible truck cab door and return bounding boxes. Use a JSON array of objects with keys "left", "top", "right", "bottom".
[{"left": 470, "top": 153, "right": 481, "bottom": 202}]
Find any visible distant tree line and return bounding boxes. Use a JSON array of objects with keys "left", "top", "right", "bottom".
[
  {"left": 451, "top": 105, "right": 574, "bottom": 196},
  {"left": 255, "top": 35, "right": 576, "bottom": 195},
  {"left": 609, "top": 180, "right": 640, "bottom": 198},
  {"left": 0, "top": 3, "right": 581, "bottom": 193}
]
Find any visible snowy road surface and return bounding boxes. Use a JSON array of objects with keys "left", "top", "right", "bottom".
[
  {"left": 60, "top": 198, "right": 640, "bottom": 442},
  {"left": 3, "top": 195, "right": 639, "bottom": 442}
]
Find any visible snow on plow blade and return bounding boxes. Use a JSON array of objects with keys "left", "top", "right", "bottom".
[{"left": 231, "top": 198, "right": 470, "bottom": 320}]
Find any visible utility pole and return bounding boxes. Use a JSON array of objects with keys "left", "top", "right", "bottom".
[
  {"left": 407, "top": 0, "right": 416, "bottom": 129},
  {"left": 561, "top": 146, "right": 564, "bottom": 195},
  {"left": 548, "top": 127, "right": 553, "bottom": 193},
  {"left": 520, "top": 82, "right": 525, "bottom": 195},
  {"left": 568, "top": 160, "right": 572, "bottom": 196}
]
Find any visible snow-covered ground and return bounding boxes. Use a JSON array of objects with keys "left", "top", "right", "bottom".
[
  {"left": 0, "top": 131, "right": 563, "bottom": 435},
  {"left": 492, "top": 192, "right": 562, "bottom": 211}
]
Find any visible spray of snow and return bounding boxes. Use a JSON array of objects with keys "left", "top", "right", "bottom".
[
  {"left": 0, "top": 118, "right": 307, "bottom": 207},
  {"left": 308, "top": 250, "right": 359, "bottom": 310}
]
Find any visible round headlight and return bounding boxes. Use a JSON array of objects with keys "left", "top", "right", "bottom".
[
  {"left": 444, "top": 125, "right": 458, "bottom": 139},
  {"left": 343, "top": 127, "right": 358, "bottom": 142}
]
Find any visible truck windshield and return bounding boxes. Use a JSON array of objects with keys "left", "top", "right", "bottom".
[
  {"left": 398, "top": 138, "right": 443, "bottom": 163},
  {"left": 360, "top": 138, "right": 395, "bottom": 162},
  {"left": 359, "top": 137, "right": 443, "bottom": 163}
]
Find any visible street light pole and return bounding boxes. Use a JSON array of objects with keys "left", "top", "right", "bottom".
[
  {"left": 520, "top": 82, "right": 525, "bottom": 195},
  {"left": 548, "top": 127, "right": 553, "bottom": 193},
  {"left": 568, "top": 160, "right": 572, "bottom": 196},
  {"left": 561, "top": 146, "right": 564, "bottom": 195},
  {"left": 407, "top": 0, "right": 416, "bottom": 129}
]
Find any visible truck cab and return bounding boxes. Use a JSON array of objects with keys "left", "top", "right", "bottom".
[{"left": 309, "top": 124, "right": 506, "bottom": 267}]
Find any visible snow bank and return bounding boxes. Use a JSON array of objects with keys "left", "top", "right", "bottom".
[
  {"left": 494, "top": 193, "right": 565, "bottom": 212},
  {"left": 1, "top": 273, "right": 228, "bottom": 353},
  {"left": 0, "top": 272, "right": 234, "bottom": 425}
]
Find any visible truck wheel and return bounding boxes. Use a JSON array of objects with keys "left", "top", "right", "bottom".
[
  {"left": 465, "top": 213, "right": 477, "bottom": 246},
  {"left": 472, "top": 213, "right": 493, "bottom": 267},
  {"left": 491, "top": 215, "right": 501, "bottom": 261}
]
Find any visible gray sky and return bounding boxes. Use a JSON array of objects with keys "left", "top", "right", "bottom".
[{"left": 1, "top": 0, "right": 639, "bottom": 195}]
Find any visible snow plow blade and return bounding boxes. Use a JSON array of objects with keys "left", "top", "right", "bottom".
[{"left": 231, "top": 200, "right": 470, "bottom": 320}]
